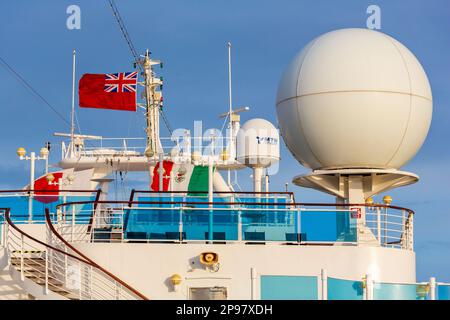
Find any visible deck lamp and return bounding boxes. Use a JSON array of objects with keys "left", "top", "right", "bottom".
[
  {"left": 46, "top": 173, "right": 55, "bottom": 183},
  {"left": 17, "top": 146, "right": 49, "bottom": 222},
  {"left": 170, "top": 274, "right": 182, "bottom": 292},
  {"left": 365, "top": 197, "right": 375, "bottom": 212},
  {"left": 40, "top": 147, "right": 49, "bottom": 158},
  {"left": 383, "top": 195, "right": 393, "bottom": 205},
  {"left": 47, "top": 173, "right": 75, "bottom": 186},
  {"left": 16, "top": 147, "right": 26, "bottom": 157}
]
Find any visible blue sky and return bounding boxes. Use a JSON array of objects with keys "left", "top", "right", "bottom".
[{"left": 0, "top": 0, "right": 449, "bottom": 281}]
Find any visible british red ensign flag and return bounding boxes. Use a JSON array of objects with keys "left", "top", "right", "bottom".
[{"left": 79, "top": 71, "right": 138, "bottom": 111}]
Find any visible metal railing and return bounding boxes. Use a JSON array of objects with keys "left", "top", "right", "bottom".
[
  {"left": 314, "top": 271, "right": 450, "bottom": 300},
  {"left": 365, "top": 206, "right": 413, "bottom": 250},
  {"left": 52, "top": 196, "right": 414, "bottom": 250},
  {"left": 1, "top": 208, "right": 148, "bottom": 300},
  {"left": 0, "top": 189, "right": 100, "bottom": 224},
  {"left": 61, "top": 136, "right": 236, "bottom": 160}
]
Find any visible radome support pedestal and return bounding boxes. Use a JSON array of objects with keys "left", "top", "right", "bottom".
[{"left": 293, "top": 169, "right": 419, "bottom": 245}]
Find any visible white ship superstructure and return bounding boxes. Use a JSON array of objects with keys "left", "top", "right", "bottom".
[{"left": 0, "top": 28, "right": 449, "bottom": 301}]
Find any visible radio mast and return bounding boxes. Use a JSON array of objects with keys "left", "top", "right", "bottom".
[{"left": 138, "top": 50, "right": 163, "bottom": 157}]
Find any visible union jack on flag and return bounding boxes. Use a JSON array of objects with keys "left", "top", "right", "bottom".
[{"left": 104, "top": 72, "right": 138, "bottom": 93}]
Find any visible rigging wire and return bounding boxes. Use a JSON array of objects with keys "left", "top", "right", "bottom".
[
  {"left": 107, "top": 0, "right": 174, "bottom": 136},
  {"left": 0, "top": 53, "right": 99, "bottom": 166},
  {"left": 0, "top": 54, "right": 99, "bottom": 175},
  {"left": 107, "top": 0, "right": 142, "bottom": 72},
  {"left": 0, "top": 56, "right": 71, "bottom": 127},
  {"left": 160, "top": 107, "right": 173, "bottom": 135}
]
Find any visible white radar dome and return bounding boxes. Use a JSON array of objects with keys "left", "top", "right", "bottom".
[
  {"left": 237, "top": 118, "right": 280, "bottom": 168},
  {"left": 276, "top": 28, "right": 432, "bottom": 170}
]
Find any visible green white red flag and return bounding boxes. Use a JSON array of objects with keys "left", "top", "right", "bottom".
[{"left": 151, "top": 161, "right": 212, "bottom": 194}]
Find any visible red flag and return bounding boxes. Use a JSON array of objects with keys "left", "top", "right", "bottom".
[
  {"left": 79, "top": 72, "right": 137, "bottom": 111},
  {"left": 151, "top": 161, "right": 174, "bottom": 191}
]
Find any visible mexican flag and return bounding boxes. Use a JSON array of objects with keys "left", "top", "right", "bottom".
[{"left": 150, "top": 161, "right": 214, "bottom": 195}]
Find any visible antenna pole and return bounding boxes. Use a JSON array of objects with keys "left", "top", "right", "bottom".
[
  {"left": 144, "top": 50, "right": 154, "bottom": 156},
  {"left": 227, "top": 42, "right": 233, "bottom": 187},
  {"left": 70, "top": 49, "right": 76, "bottom": 156},
  {"left": 141, "top": 49, "right": 162, "bottom": 158}
]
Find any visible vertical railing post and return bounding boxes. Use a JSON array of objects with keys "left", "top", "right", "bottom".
[
  {"left": 1, "top": 213, "right": 4, "bottom": 247},
  {"left": 78, "top": 261, "right": 82, "bottom": 300},
  {"left": 71, "top": 205, "right": 75, "bottom": 243},
  {"left": 237, "top": 210, "right": 242, "bottom": 242},
  {"left": 20, "top": 234, "right": 24, "bottom": 281},
  {"left": 0, "top": 213, "right": 3, "bottom": 247},
  {"left": 321, "top": 269, "right": 328, "bottom": 300},
  {"left": 401, "top": 210, "right": 406, "bottom": 249},
  {"left": 115, "top": 281, "right": 121, "bottom": 300},
  {"left": 63, "top": 195, "right": 67, "bottom": 222},
  {"left": 365, "top": 274, "right": 374, "bottom": 300},
  {"left": 45, "top": 251, "right": 49, "bottom": 295},
  {"left": 46, "top": 225, "right": 53, "bottom": 273},
  {"left": 429, "top": 277, "right": 436, "bottom": 300},
  {"left": 208, "top": 208, "right": 214, "bottom": 243},
  {"left": 376, "top": 207, "right": 381, "bottom": 245},
  {"left": 410, "top": 214, "right": 414, "bottom": 250},
  {"left": 251, "top": 267, "right": 257, "bottom": 300},
  {"left": 384, "top": 207, "right": 388, "bottom": 246},
  {"left": 4, "top": 220, "right": 9, "bottom": 267},
  {"left": 89, "top": 265, "right": 93, "bottom": 299},
  {"left": 208, "top": 156, "right": 214, "bottom": 243},
  {"left": 57, "top": 207, "right": 61, "bottom": 224},
  {"left": 64, "top": 247, "right": 68, "bottom": 287},
  {"left": 405, "top": 213, "right": 409, "bottom": 250},
  {"left": 179, "top": 208, "right": 184, "bottom": 242}
]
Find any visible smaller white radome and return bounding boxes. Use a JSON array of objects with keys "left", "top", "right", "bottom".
[
  {"left": 236, "top": 118, "right": 280, "bottom": 168},
  {"left": 276, "top": 28, "right": 433, "bottom": 170}
]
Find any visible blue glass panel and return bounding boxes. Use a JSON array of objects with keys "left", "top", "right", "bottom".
[
  {"left": 241, "top": 209, "right": 297, "bottom": 241},
  {"left": 123, "top": 207, "right": 239, "bottom": 241},
  {"left": 47, "top": 196, "right": 96, "bottom": 223},
  {"left": 0, "top": 196, "right": 30, "bottom": 221},
  {"left": 260, "top": 275, "right": 318, "bottom": 300},
  {"left": 0, "top": 195, "right": 96, "bottom": 223},
  {"left": 373, "top": 282, "right": 419, "bottom": 300},
  {"left": 328, "top": 278, "right": 364, "bottom": 300},
  {"left": 300, "top": 211, "right": 357, "bottom": 242},
  {"left": 438, "top": 285, "right": 450, "bottom": 300},
  {"left": 183, "top": 209, "right": 238, "bottom": 241},
  {"left": 136, "top": 195, "right": 291, "bottom": 210},
  {"left": 124, "top": 208, "right": 180, "bottom": 239},
  {"left": 137, "top": 196, "right": 187, "bottom": 208}
]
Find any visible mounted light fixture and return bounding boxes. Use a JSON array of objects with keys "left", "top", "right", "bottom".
[
  {"left": 39, "top": 147, "right": 49, "bottom": 158},
  {"left": 170, "top": 274, "right": 182, "bottom": 292},
  {"left": 46, "top": 173, "right": 55, "bottom": 183},
  {"left": 383, "top": 195, "right": 393, "bottom": 205},
  {"left": 16, "top": 147, "right": 26, "bottom": 157}
]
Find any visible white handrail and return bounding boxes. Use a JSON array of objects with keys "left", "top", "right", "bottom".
[{"left": 1, "top": 209, "right": 147, "bottom": 300}]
